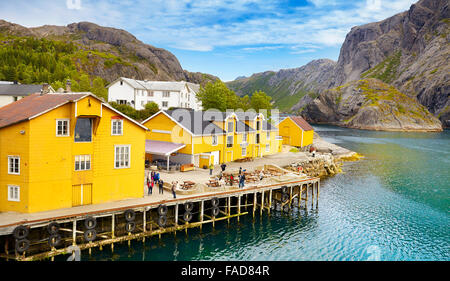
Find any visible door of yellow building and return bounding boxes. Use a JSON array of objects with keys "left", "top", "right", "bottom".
[
  {"left": 226, "top": 151, "right": 233, "bottom": 162},
  {"left": 72, "top": 184, "right": 92, "bottom": 207}
]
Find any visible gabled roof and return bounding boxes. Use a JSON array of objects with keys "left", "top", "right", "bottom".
[
  {"left": 142, "top": 110, "right": 226, "bottom": 136},
  {"left": 0, "top": 92, "right": 148, "bottom": 131},
  {"left": 289, "top": 116, "right": 314, "bottom": 131},
  {"left": 107, "top": 77, "right": 200, "bottom": 93},
  {"left": 0, "top": 84, "right": 50, "bottom": 97},
  {"left": 0, "top": 93, "right": 87, "bottom": 129}
]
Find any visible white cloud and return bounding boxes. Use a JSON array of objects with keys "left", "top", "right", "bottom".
[{"left": 0, "top": 0, "right": 417, "bottom": 52}]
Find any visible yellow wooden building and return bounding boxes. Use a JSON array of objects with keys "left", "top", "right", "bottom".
[
  {"left": 0, "top": 92, "right": 148, "bottom": 213},
  {"left": 141, "top": 110, "right": 281, "bottom": 169},
  {"left": 277, "top": 116, "right": 314, "bottom": 148}
]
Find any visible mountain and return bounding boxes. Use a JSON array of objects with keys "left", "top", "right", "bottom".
[
  {"left": 227, "top": 0, "right": 449, "bottom": 127},
  {"left": 331, "top": 0, "right": 449, "bottom": 126},
  {"left": 302, "top": 78, "right": 442, "bottom": 132},
  {"left": 0, "top": 20, "right": 218, "bottom": 86},
  {"left": 227, "top": 59, "right": 336, "bottom": 111}
]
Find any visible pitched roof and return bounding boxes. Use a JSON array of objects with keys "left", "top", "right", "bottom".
[
  {"left": 0, "top": 84, "right": 44, "bottom": 97},
  {"left": 0, "top": 92, "right": 149, "bottom": 131},
  {"left": 165, "top": 110, "right": 226, "bottom": 135},
  {"left": 109, "top": 77, "right": 200, "bottom": 93},
  {"left": 290, "top": 116, "right": 314, "bottom": 131},
  {"left": 0, "top": 93, "right": 88, "bottom": 129}
]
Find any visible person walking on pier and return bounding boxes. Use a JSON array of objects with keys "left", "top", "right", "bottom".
[
  {"left": 159, "top": 179, "right": 164, "bottom": 194},
  {"left": 221, "top": 163, "right": 227, "bottom": 172},
  {"left": 171, "top": 181, "right": 177, "bottom": 198},
  {"left": 209, "top": 163, "right": 214, "bottom": 176},
  {"left": 239, "top": 171, "right": 246, "bottom": 188},
  {"left": 239, "top": 167, "right": 242, "bottom": 176},
  {"left": 230, "top": 174, "right": 234, "bottom": 186},
  {"left": 147, "top": 173, "right": 152, "bottom": 195}
]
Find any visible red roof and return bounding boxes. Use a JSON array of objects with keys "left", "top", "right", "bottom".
[
  {"left": 290, "top": 116, "right": 314, "bottom": 131},
  {"left": 0, "top": 93, "right": 88, "bottom": 129}
]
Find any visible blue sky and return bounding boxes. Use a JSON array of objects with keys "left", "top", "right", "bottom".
[{"left": 0, "top": 0, "right": 417, "bottom": 81}]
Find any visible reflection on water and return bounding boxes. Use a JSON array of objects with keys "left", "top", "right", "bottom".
[{"left": 72, "top": 126, "right": 449, "bottom": 261}]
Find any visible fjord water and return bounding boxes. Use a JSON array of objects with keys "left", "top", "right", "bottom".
[{"left": 84, "top": 126, "right": 450, "bottom": 261}]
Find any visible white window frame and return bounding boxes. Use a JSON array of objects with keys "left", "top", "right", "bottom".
[
  {"left": 163, "top": 91, "right": 170, "bottom": 98},
  {"left": 114, "top": 145, "right": 131, "bottom": 169},
  {"left": 75, "top": 155, "right": 91, "bottom": 171},
  {"left": 8, "top": 185, "right": 20, "bottom": 202},
  {"left": 212, "top": 135, "right": 218, "bottom": 146},
  {"left": 242, "top": 147, "right": 247, "bottom": 156},
  {"left": 267, "top": 131, "right": 270, "bottom": 139},
  {"left": 227, "top": 121, "right": 234, "bottom": 133},
  {"left": 243, "top": 133, "right": 248, "bottom": 143},
  {"left": 56, "top": 119, "right": 70, "bottom": 137},
  {"left": 266, "top": 144, "right": 270, "bottom": 152},
  {"left": 147, "top": 91, "right": 153, "bottom": 97},
  {"left": 8, "top": 156, "right": 20, "bottom": 175},
  {"left": 111, "top": 119, "right": 123, "bottom": 136},
  {"left": 227, "top": 135, "right": 233, "bottom": 148},
  {"left": 162, "top": 101, "right": 168, "bottom": 108}
]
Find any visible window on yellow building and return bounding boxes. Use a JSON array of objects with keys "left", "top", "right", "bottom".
[
  {"left": 75, "top": 155, "right": 91, "bottom": 171},
  {"left": 256, "top": 121, "right": 261, "bottom": 130},
  {"left": 266, "top": 144, "right": 270, "bottom": 152},
  {"left": 227, "top": 121, "right": 234, "bottom": 133},
  {"left": 267, "top": 131, "right": 270, "bottom": 139},
  {"left": 243, "top": 133, "right": 248, "bottom": 143},
  {"left": 212, "top": 135, "right": 218, "bottom": 146},
  {"left": 8, "top": 156, "right": 20, "bottom": 175},
  {"left": 56, "top": 119, "right": 69, "bottom": 136},
  {"left": 256, "top": 133, "right": 260, "bottom": 144},
  {"left": 112, "top": 119, "right": 123, "bottom": 135},
  {"left": 74, "top": 118, "right": 92, "bottom": 142},
  {"left": 227, "top": 135, "right": 233, "bottom": 148},
  {"left": 7, "top": 185, "right": 20, "bottom": 202},
  {"left": 115, "top": 145, "right": 130, "bottom": 168},
  {"left": 242, "top": 147, "right": 247, "bottom": 156}
]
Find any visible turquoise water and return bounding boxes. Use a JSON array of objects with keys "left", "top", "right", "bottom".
[{"left": 81, "top": 126, "right": 450, "bottom": 261}]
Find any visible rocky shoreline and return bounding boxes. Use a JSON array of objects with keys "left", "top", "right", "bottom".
[{"left": 284, "top": 132, "right": 362, "bottom": 178}]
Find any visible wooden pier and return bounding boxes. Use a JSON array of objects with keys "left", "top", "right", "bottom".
[{"left": 0, "top": 177, "right": 320, "bottom": 261}]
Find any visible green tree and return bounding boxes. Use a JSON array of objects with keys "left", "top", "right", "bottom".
[
  {"left": 250, "top": 90, "right": 272, "bottom": 113},
  {"left": 197, "top": 80, "right": 241, "bottom": 111},
  {"left": 239, "top": 95, "right": 251, "bottom": 111},
  {"left": 91, "top": 77, "right": 108, "bottom": 100},
  {"left": 79, "top": 74, "right": 91, "bottom": 92}
]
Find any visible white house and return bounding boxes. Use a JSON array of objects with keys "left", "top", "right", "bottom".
[
  {"left": 0, "top": 82, "right": 55, "bottom": 108},
  {"left": 106, "top": 77, "right": 202, "bottom": 111}
]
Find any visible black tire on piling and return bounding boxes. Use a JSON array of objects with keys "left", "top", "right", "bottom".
[
  {"left": 15, "top": 239, "right": 30, "bottom": 253},
  {"left": 13, "top": 225, "right": 29, "bottom": 240},
  {"left": 212, "top": 206, "right": 220, "bottom": 217},
  {"left": 211, "top": 197, "right": 219, "bottom": 207},
  {"left": 157, "top": 204, "right": 168, "bottom": 216},
  {"left": 47, "top": 222, "right": 60, "bottom": 235},
  {"left": 48, "top": 233, "right": 61, "bottom": 248},
  {"left": 84, "top": 229, "right": 97, "bottom": 242},
  {"left": 158, "top": 215, "right": 167, "bottom": 227},
  {"left": 125, "top": 221, "right": 136, "bottom": 233},
  {"left": 183, "top": 211, "right": 193, "bottom": 222},
  {"left": 184, "top": 202, "right": 194, "bottom": 212},
  {"left": 124, "top": 209, "right": 136, "bottom": 222},
  {"left": 84, "top": 216, "right": 97, "bottom": 230}
]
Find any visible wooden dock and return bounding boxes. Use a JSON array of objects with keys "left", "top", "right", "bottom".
[{"left": 0, "top": 177, "right": 320, "bottom": 261}]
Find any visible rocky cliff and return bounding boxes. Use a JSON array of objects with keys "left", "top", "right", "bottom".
[
  {"left": 227, "top": 0, "right": 449, "bottom": 127},
  {"left": 227, "top": 59, "right": 336, "bottom": 111},
  {"left": 331, "top": 0, "right": 449, "bottom": 126},
  {"left": 0, "top": 20, "right": 218, "bottom": 85},
  {"left": 302, "top": 78, "right": 442, "bottom": 132}
]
